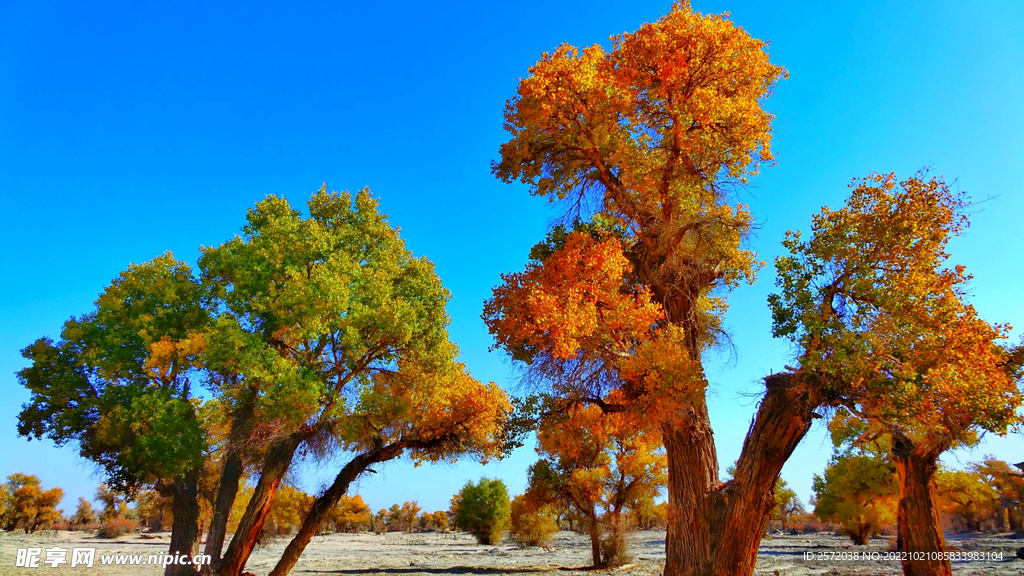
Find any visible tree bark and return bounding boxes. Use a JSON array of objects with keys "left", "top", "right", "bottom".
[
  {"left": 662, "top": 396, "right": 718, "bottom": 576},
  {"left": 203, "top": 449, "right": 245, "bottom": 570},
  {"left": 892, "top": 433, "right": 952, "bottom": 576},
  {"left": 203, "top": 392, "right": 257, "bottom": 570},
  {"left": 709, "top": 372, "right": 824, "bottom": 576},
  {"left": 589, "top": 523, "right": 602, "bottom": 568},
  {"left": 267, "top": 443, "right": 404, "bottom": 576},
  {"left": 656, "top": 371, "right": 825, "bottom": 576},
  {"left": 165, "top": 469, "right": 202, "bottom": 576},
  {"left": 216, "top": 433, "right": 302, "bottom": 576}
]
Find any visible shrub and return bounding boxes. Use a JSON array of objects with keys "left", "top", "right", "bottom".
[
  {"left": 599, "top": 523, "right": 633, "bottom": 567},
  {"left": 455, "top": 478, "right": 510, "bottom": 544},
  {"left": 97, "top": 517, "right": 138, "bottom": 538},
  {"left": 509, "top": 495, "right": 557, "bottom": 547}
]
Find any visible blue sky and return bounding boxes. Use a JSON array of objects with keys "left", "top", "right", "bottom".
[{"left": 1, "top": 0, "right": 1022, "bottom": 515}]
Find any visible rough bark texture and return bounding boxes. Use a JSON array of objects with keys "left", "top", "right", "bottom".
[
  {"left": 267, "top": 443, "right": 403, "bottom": 576},
  {"left": 662, "top": 398, "right": 718, "bottom": 576},
  {"left": 203, "top": 394, "right": 256, "bottom": 570},
  {"left": 203, "top": 449, "right": 245, "bottom": 570},
  {"left": 588, "top": 524, "right": 602, "bottom": 568},
  {"left": 710, "top": 372, "right": 824, "bottom": 576},
  {"left": 660, "top": 372, "right": 825, "bottom": 576},
  {"left": 892, "top": 433, "right": 952, "bottom": 576},
  {"left": 165, "top": 470, "right": 202, "bottom": 576},
  {"left": 216, "top": 434, "right": 302, "bottom": 576}
]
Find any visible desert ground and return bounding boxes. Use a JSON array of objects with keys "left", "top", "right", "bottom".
[{"left": 1, "top": 529, "right": 1021, "bottom": 576}]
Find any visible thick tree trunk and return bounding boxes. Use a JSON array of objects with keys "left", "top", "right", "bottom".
[
  {"left": 203, "top": 449, "right": 245, "bottom": 570},
  {"left": 217, "top": 433, "right": 302, "bottom": 576},
  {"left": 892, "top": 434, "right": 951, "bottom": 576},
  {"left": 644, "top": 284, "right": 826, "bottom": 576},
  {"left": 709, "top": 372, "right": 824, "bottom": 576},
  {"left": 166, "top": 469, "right": 203, "bottom": 576},
  {"left": 203, "top": 392, "right": 256, "bottom": 570},
  {"left": 662, "top": 397, "right": 718, "bottom": 576},
  {"left": 267, "top": 443, "right": 403, "bottom": 576}
]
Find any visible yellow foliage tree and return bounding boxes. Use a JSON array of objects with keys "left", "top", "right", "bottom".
[
  {"left": 1, "top": 474, "right": 64, "bottom": 533},
  {"left": 328, "top": 494, "right": 371, "bottom": 533},
  {"left": 509, "top": 494, "right": 558, "bottom": 547}
]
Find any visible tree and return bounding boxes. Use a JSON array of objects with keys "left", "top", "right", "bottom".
[
  {"left": 935, "top": 468, "right": 999, "bottom": 532},
  {"left": 71, "top": 498, "right": 97, "bottom": 527},
  {"left": 18, "top": 186, "right": 515, "bottom": 576},
  {"left": 455, "top": 478, "right": 511, "bottom": 545},
  {"left": 769, "top": 478, "right": 804, "bottom": 529},
  {"left": 387, "top": 501, "right": 422, "bottom": 533},
  {"left": 420, "top": 510, "right": 451, "bottom": 532},
  {"left": 629, "top": 496, "right": 668, "bottom": 530},
  {"left": 18, "top": 254, "right": 213, "bottom": 575},
  {"left": 971, "top": 457, "right": 1024, "bottom": 530},
  {"left": 489, "top": 3, "right": 817, "bottom": 573},
  {"left": 770, "top": 172, "right": 1023, "bottom": 576},
  {"left": 328, "top": 495, "right": 372, "bottom": 533},
  {"left": 95, "top": 484, "right": 128, "bottom": 522},
  {"left": 196, "top": 189, "right": 513, "bottom": 576},
  {"left": 509, "top": 494, "right": 558, "bottom": 547},
  {"left": 524, "top": 400, "right": 666, "bottom": 567},
  {"left": 137, "top": 489, "right": 174, "bottom": 532},
  {"left": 29, "top": 487, "right": 65, "bottom": 533},
  {"left": 813, "top": 455, "right": 898, "bottom": 544},
  {"left": 0, "top": 474, "right": 64, "bottom": 533}
]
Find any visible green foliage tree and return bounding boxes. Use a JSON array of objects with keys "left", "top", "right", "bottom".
[
  {"left": 813, "top": 455, "right": 898, "bottom": 544},
  {"left": 18, "top": 254, "right": 212, "bottom": 574},
  {"left": 455, "top": 478, "right": 511, "bottom": 544},
  {"left": 18, "top": 186, "right": 515, "bottom": 576},
  {"left": 208, "top": 189, "right": 513, "bottom": 576}
]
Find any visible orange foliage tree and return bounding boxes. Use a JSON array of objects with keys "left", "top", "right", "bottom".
[
  {"left": 328, "top": 495, "right": 372, "bottom": 533},
  {"left": 490, "top": 2, "right": 799, "bottom": 573},
  {"left": 770, "top": 172, "right": 1022, "bottom": 576},
  {"left": 524, "top": 400, "right": 666, "bottom": 567}
]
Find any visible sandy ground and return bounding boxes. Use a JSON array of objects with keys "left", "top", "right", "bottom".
[{"left": 1, "top": 529, "right": 1022, "bottom": 576}]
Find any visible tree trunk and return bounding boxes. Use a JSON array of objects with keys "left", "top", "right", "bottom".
[
  {"left": 892, "top": 433, "right": 951, "bottom": 576},
  {"left": 166, "top": 469, "right": 203, "bottom": 576},
  {"left": 267, "top": 443, "right": 403, "bottom": 576},
  {"left": 1009, "top": 509, "right": 1022, "bottom": 532},
  {"left": 662, "top": 397, "right": 718, "bottom": 576},
  {"left": 203, "top": 391, "right": 256, "bottom": 570},
  {"left": 708, "top": 372, "right": 824, "bottom": 576},
  {"left": 203, "top": 449, "right": 245, "bottom": 570},
  {"left": 589, "top": 522, "right": 602, "bottom": 568},
  {"left": 217, "top": 433, "right": 302, "bottom": 576}
]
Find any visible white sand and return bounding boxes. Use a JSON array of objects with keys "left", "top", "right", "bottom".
[{"left": 1, "top": 529, "right": 1019, "bottom": 575}]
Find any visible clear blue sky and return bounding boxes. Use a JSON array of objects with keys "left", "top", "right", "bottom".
[{"left": 1, "top": 0, "right": 1022, "bottom": 516}]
